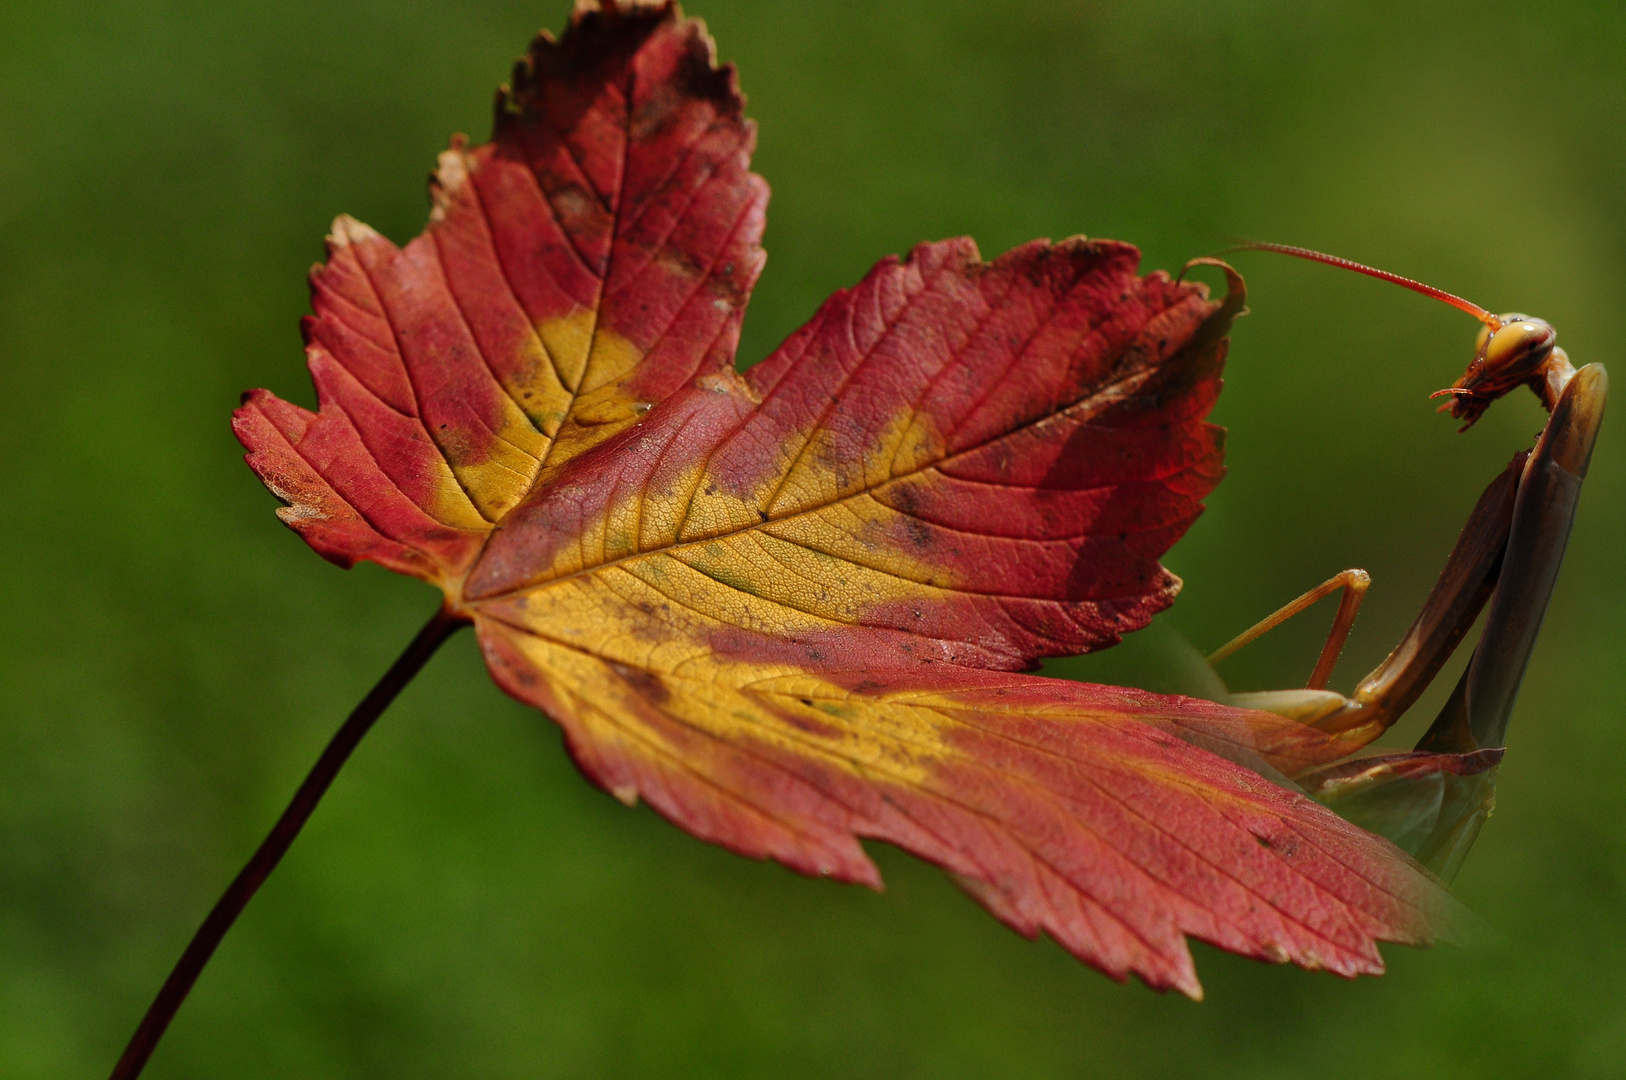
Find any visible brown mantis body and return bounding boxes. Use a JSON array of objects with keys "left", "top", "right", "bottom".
[{"left": 1206, "top": 244, "right": 1607, "bottom": 879}]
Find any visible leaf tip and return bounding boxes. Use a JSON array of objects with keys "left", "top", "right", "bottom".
[
  {"left": 327, "top": 213, "right": 382, "bottom": 250},
  {"left": 429, "top": 145, "right": 471, "bottom": 221}
]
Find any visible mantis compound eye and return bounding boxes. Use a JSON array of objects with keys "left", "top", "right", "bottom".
[{"left": 1482, "top": 314, "right": 1556, "bottom": 382}]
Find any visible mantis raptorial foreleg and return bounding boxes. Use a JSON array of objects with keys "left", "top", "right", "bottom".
[{"left": 1224, "top": 451, "right": 1522, "bottom": 743}]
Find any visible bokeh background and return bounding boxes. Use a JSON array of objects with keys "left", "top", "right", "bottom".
[{"left": 3, "top": 0, "right": 1624, "bottom": 1076}]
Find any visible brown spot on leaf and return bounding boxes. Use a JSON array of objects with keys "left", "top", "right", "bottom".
[{"left": 610, "top": 661, "right": 670, "bottom": 705}]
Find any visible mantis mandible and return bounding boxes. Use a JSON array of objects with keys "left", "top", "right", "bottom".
[{"left": 1197, "top": 243, "right": 1607, "bottom": 881}]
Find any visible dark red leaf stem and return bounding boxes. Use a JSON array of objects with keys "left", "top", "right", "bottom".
[{"left": 109, "top": 606, "right": 468, "bottom": 1080}]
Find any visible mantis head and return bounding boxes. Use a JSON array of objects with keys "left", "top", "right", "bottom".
[{"left": 1439, "top": 314, "right": 1572, "bottom": 428}]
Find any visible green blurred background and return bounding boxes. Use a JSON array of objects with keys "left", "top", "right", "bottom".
[{"left": 3, "top": 0, "right": 1624, "bottom": 1076}]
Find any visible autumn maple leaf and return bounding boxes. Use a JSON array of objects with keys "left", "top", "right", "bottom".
[{"left": 227, "top": 0, "right": 1462, "bottom": 1000}]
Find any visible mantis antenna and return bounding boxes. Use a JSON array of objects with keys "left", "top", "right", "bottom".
[{"left": 1221, "top": 241, "right": 1501, "bottom": 329}]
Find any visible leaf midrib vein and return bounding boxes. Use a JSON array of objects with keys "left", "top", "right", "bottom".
[{"left": 467, "top": 352, "right": 1167, "bottom": 605}]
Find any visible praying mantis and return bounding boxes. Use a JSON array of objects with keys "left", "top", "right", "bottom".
[{"left": 1189, "top": 244, "right": 1607, "bottom": 881}]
